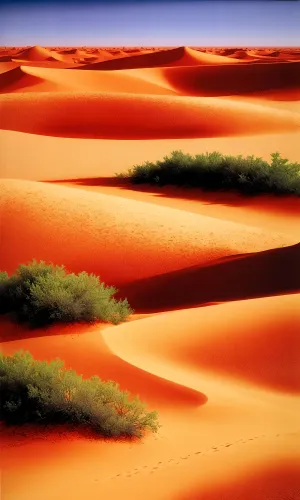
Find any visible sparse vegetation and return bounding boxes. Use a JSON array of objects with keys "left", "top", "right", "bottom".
[
  {"left": 0, "top": 261, "right": 133, "bottom": 327},
  {"left": 117, "top": 151, "right": 300, "bottom": 196},
  {"left": 0, "top": 351, "right": 159, "bottom": 438}
]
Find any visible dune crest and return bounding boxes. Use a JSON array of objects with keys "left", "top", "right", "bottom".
[
  {"left": 0, "top": 44, "right": 299, "bottom": 500},
  {"left": 0, "top": 65, "right": 176, "bottom": 95},
  {"left": 0, "top": 179, "right": 294, "bottom": 284},
  {"left": 14, "top": 45, "right": 59, "bottom": 62},
  {"left": 104, "top": 294, "right": 300, "bottom": 394},
  {"left": 80, "top": 46, "right": 242, "bottom": 71}
]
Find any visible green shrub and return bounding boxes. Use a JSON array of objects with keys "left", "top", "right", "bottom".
[
  {"left": 117, "top": 151, "right": 300, "bottom": 196},
  {"left": 0, "top": 351, "right": 159, "bottom": 438},
  {"left": 0, "top": 261, "right": 133, "bottom": 326}
]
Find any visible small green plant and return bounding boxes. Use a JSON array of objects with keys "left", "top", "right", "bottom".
[
  {"left": 0, "top": 261, "right": 133, "bottom": 326},
  {"left": 117, "top": 151, "right": 300, "bottom": 196},
  {"left": 0, "top": 351, "right": 159, "bottom": 438}
]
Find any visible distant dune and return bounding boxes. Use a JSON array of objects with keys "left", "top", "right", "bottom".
[
  {"left": 79, "top": 46, "right": 242, "bottom": 71},
  {"left": 14, "top": 45, "right": 59, "bottom": 62}
]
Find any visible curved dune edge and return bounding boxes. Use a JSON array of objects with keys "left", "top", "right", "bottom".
[
  {"left": 0, "top": 62, "right": 20, "bottom": 75},
  {"left": 15, "top": 45, "right": 60, "bottom": 62},
  {"left": 1, "top": 61, "right": 299, "bottom": 98},
  {"left": 0, "top": 65, "right": 177, "bottom": 95},
  {"left": 0, "top": 320, "right": 204, "bottom": 409},
  {"left": 79, "top": 46, "right": 243, "bottom": 71},
  {"left": 118, "top": 243, "right": 300, "bottom": 312},
  {"left": 1, "top": 44, "right": 299, "bottom": 500},
  {"left": 1, "top": 301, "right": 299, "bottom": 500},
  {"left": 0, "top": 179, "right": 294, "bottom": 283},
  {"left": 130, "top": 61, "right": 300, "bottom": 97},
  {"left": 0, "top": 92, "right": 299, "bottom": 139},
  {"left": 103, "top": 294, "right": 300, "bottom": 394},
  {"left": 1, "top": 130, "right": 300, "bottom": 182}
]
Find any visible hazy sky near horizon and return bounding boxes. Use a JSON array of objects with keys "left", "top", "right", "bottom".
[{"left": 0, "top": 1, "right": 299, "bottom": 46}]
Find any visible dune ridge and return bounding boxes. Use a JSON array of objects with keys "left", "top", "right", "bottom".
[
  {"left": 79, "top": 46, "right": 243, "bottom": 71},
  {"left": 104, "top": 294, "right": 300, "bottom": 394},
  {"left": 13, "top": 45, "right": 59, "bottom": 62},
  {"left": 1, "top": 91, "right": 299, "bottom": 139},
  {"left": 118, "top": 243, "right": 300, "bottom": 312},
  {"left": 1, "top": 129, "right": 300, "bottom": 182},
  {"left": 1, "top": 43, "right": 299, "bottom": 500},
  {"left": 0, "top": 179, "right": 294, "bottom": 284},
  {"left": 0, "top": 65, "right": 176, "bottom": 95},
  {"left": 134, "top": 60, "right": 300, "bottom": 96}
]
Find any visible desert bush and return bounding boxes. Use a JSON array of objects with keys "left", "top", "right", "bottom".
[
  {"left": 117, "top": 151, "right": 300, "bottom": 195},
  {"left": 0, "top": 351, "right": 159, "bottom": 438},
  {"left": 0, "top": 261, "right": 132, "bottom": 326}
]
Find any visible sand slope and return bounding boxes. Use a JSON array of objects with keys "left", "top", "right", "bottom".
[
  {"left": 1, "top": 130, "right": 300, "bottom": 181},
  {"left": 131, "top": 61, "right": 300, "bottom": 96},
  {"left": 80, "top": 46, "right": 242, "bottom": 71},
  {"left": 104, "top": 294, "right": 300, "bottom": 394},
  {"left": 0, "top": 65, "right": 176, "bottom": 94},
  {"left": 1, "top": 91, "right": 299, "bottom": 139},
  {"left": 1, "top": 179, "right": 294, "bottom": 284},
  {"left": 13, "top": 45, "right": 59, "bottom": 62},
  {"left": 119, "top": 243, "right": 300, "bottom": 311},
  {"left": 1, "top": 294, "right": 299, "bottom": 500}
]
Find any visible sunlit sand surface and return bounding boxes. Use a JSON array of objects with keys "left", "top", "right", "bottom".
[{"left": 1, "top": 45, "right": 299, "bottom": 500}]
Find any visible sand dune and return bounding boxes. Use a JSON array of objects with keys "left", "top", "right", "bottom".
[
  {"left": 119, "top": 243, "right": 300, "bottom": 312},
  {"left": 14, "top": 45, "right": 59, "bottom": 62},
  {"left": 0, "top": 62, "right": 20, "bottom": 74},
  {"left": 1, "top": 91, "right": 299, "bottom": 139},
  {"left": 0, "top": 44, "right": 299, "bottom": 500},
  {"left": 9, "top": 45, "right": 102, "bottom": 67},
  {"left": 0, "top": 319, "right": 204, "bottom": 409},
  {"left": 0, "top": 179, "right": 293, "bottom": 284},
  {"left": 1, "top": 294, "right": 299, "bottom": 500},
  {"left": 105, "top": 294, "right": 300, "bottom": 393},
  {"left": 3, "top": 61, "right": 298, "bottom": 98},
  {"left": 80, "top": 46, "right": 242, "bottom": 71},
  {"left": 0, "top": 65, "right": 176, "bottom": 94},
  {"left": 1, "top": 130, "right": 300, "bottom": 182},
  {"left": 136, "top": 60, "right": 300, "bottom": 96}
]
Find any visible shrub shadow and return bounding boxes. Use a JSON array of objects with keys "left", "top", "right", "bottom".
[{"left": 48, "top": 176, "right": 300, "bottom": 214}]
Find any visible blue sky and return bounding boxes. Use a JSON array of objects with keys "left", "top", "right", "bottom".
[{"left": 0, "top": 1, "right": 299, "bottom": 46}]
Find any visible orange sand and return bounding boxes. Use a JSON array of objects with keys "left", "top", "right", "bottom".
[
  {"left": 0, "top": 45, "right": 299, "bottom": 500},
  {"left": 1, "top": 92, "right": 299, "bottom": 139},
  {"left": 1, "top": 130, "right": 300, "bottom": 181},
  {"left": 1, "top": 295, "right": 300, "bottom": 500}
]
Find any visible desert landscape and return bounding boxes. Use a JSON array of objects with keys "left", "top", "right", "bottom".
[{"left": 0, "top": 42, "right": 300, "bottom": 500}]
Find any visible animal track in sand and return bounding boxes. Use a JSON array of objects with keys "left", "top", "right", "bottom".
[{"left": 109, "top": 430, "right": 300, "bottom": 480}]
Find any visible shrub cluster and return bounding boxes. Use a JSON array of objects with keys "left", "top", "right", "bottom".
[
  {"left": 0, "top": 261, "right": 132, "bottom": 327},
  {"left": 0, "top": 351, "right": 159, "bottom": 438},
  {"left": 117, "top": 151, "right": 300, "bottom": 195}
]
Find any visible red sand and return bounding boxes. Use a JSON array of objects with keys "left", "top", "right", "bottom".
[{"left": 0, "top": 45, "right": 299, "bottom": 500}]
